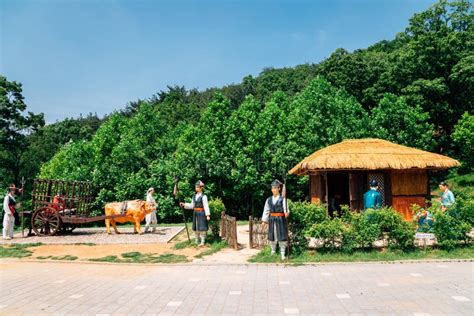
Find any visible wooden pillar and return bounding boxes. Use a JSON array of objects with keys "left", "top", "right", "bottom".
[
  {"left": 349, "top": 172, "right": 363, "bottom": 211},
  {"left": 309, "top": 172, "right": 327, "bottom": 204}
]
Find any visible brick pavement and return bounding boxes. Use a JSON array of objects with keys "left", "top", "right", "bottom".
[{"left": 0, "top": 260, "right": 472, "bottom": 315}]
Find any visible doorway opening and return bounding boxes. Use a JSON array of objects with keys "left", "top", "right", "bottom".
[{"left": 327, "top": 172, "right": 349, "bottom": 217}]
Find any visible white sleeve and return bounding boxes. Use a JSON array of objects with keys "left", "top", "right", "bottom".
[
  {"left": 262, "top": 198, "right": 270, "bottom": 222},
  {"left": 202, "top": 195, "right": 210, "bottom": 216},
  {"left": 283, "top": 198, "right": 290, "bottom": 214},
  {"left": 3, "top": 195, "right": 10, "bottom": 214},
  {"left": 184, "top": 197, "right": 195, "bottom": 210}
]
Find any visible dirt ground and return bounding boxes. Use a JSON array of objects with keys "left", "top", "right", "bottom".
[
  {"left": 26, "top": 228, "right": 203, "bottom": 261},
  {"left": 2, "top": 225, "right": 259, "bottom": 263}
]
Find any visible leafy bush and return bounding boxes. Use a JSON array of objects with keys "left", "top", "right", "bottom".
[
  {"left": 307, "top": 218, "right": 347, "bottom": 251},
  {"left": 432, "top": 208, "right": 472, "bottom": 250},
  {"left": 367, "top": 208, "right": 416, "bottom": 250},
  {"left": 287, "top": 201, "right": 327, "bottom": 255},
  {"left": 208, "top": 198, "right": 226, "bottom": 238},
  {"left": 450, "top": 183, "right": 474, "bottom": 227},
  {"left": 289, "top": 201, "right": 327, "bottom": 233},
  {"left": 347, "top": 209, "right": 381, "bottom": 249},
  {"left": 307, "top": 207, "right": 415, "bottom": 252}
]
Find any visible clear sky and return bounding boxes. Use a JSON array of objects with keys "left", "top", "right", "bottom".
[{"left": 1, "top": 0, "right": 435, "bottom": 123}]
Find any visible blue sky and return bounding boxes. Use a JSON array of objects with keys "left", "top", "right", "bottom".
[{"left": 1, "top": 0, "right": 435, "bottom": 123}]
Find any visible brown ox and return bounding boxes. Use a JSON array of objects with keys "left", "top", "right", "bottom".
[{"left": 104, "top": 200, "right": 155, "bottom": 235}]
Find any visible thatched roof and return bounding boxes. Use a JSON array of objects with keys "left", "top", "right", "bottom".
[{"left": 289, "top": 138, "right": 460, "bottom": 175}]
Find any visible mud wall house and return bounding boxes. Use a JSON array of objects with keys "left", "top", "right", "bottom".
[{"left": 289, "top": 139, "right": 460, "bottom": 220}]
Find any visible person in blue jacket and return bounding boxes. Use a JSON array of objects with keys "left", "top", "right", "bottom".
[{"left": 363, "top": 180, "right": 382, "bottom": 210}]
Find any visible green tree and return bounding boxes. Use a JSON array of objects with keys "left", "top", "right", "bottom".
[
  {"left": 287, "top": 76, "right": 369, "bottom": 159},
  {"left": 0, "top": 75, "right": 44, "bottom": 187},
  {"left": 452, "top": 112, "right": 474, "bottom": 172},
  {"left": 21, "top": 113, "right": 101, "bottom": 186},
  {"left": 368, "top": 93, "right": 435, "bottom": 150}
]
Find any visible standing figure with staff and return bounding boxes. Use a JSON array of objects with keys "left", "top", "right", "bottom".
[
  {"left": 179, "top": 180, "right": 210, "bottom": 246},
  {"left": 262, "top": 179, "right": 290, "bottom": 260}
]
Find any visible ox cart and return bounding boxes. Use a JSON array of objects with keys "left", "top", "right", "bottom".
[{"left": 29, "top": 178, "right": 124, "bottom": 236}]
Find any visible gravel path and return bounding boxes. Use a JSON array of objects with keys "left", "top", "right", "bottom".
[{"left": 1, "top": 226, "right": 184, "bottom": 245}]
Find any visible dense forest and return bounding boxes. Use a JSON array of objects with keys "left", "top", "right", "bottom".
[{"left": 1, "top": 0, "right": 472, "bottom": 221}]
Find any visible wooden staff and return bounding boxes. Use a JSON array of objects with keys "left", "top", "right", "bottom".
[
  {"left": 20, "top": 177, "right": 25, "bottom": 238},
  {"left": 174, "top": 177, "right": 190, "bottom": 242},
  {"left": 282, "top": 174, "right": 290, "bottom": 260}
]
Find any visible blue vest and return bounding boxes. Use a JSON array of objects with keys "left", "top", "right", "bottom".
[
  {"left": 267, "top": 195, "right": 284, "bottom": 214},
  {"left": 363, "top": 189, "right": 382, "bottom": 209}
]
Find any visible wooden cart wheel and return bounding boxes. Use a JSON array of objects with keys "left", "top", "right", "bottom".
[{"left": 31, "top": 207, "right": 61, "bottom": 236}]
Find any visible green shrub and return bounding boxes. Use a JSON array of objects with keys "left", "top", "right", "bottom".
[
  {"left": 450, "top": 189, "right": 474, "bottom": 226},
  {"left": 208, "top": 198, "right": 226, "bottom": 238},
  {"left": 287, "top": 201, "right": 327, "bottom": 255},
  {"left": 307, "top": 207, "right": 415, "bottom": 252},
  {"left": 432, "top": 209, "right": 471, "bottom": 250},
  {"left": 289, "top": 201, "right": 327, "bottom": 232},
  {"left": 307, "top": 218, "right": 347, "bottom": 251},
  {"left": 363, "top": 207, "right": 415, "bottom": 250},
  {"left": 349, "top": 210, "right": 381, "bottom": 249}
]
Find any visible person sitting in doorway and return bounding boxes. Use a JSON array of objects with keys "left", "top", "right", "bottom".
[
  {"left": 328, "top": 193, "right": 342, "bottom": 218},
  {"left": 363, "top": 180, "right": 382, "bottom": 211}
]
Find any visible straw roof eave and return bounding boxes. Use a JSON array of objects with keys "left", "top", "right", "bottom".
[{"left": 289, "top": 139, "right": 460, "bottom": 175}]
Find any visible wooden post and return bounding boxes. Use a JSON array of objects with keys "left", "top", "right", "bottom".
[
  {"left": 249, "top": 216, "right": 253, "bottom": 249},
  {"left": 231, "top": 216, "right": 238, "bottom": 250},
  {"left": 221, "top": 211, "right": 227, "bottom": 238}
]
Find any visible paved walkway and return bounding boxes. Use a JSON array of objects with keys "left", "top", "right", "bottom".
[
  {"left": 194, "top": 225, "right": 260, "bottom": 264},
  {"left": 0, "top": 260, "right": 472, "bottom": 315}
]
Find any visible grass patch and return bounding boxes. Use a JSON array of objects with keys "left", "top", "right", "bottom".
[
  {"left": 173, "top": 240, "right": 195, "bottom": 250},
  {"left": 194, "top": 240, "right": 228, "bottom": 258},
  {"left": 37, "top": 255, "right": 52, "bottom": 260},
  {"left": 172, "top": 235, "right": 229, "bottom": 258},
  {"left": 51, "top": 255, "right": 78, "bottom": 261},
  {"left": 89, "top": 252, "right": 188, "bottom": 264},
  {"left": 89, "top": 255, "right": 118, "bottom": 263},
  {"left": 36, "top": 255, "right": 78, "bottom": 261},
  {"left": 9, "top": 242, "right": 43, "bottom": 248},
  {"left": 249, "top": 244, "right": 474, "bottom": 263},
  {"left": 0, "top": 243, "right": 43, "bottom": 258},
  {"left": 71, "top": 242, "right": 96, "bottom": 246}
]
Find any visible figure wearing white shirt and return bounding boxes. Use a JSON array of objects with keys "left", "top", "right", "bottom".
[
  {"left": 3, "top": 186, "right": 17, "bottom": 240},
  {"left": 144, "top": 187, "right": 158, "bottom": 233},
  {"left": 179, "top": 180, "right": 210, "bottom": 246},
  {"left": 262, "top": 179, "right": 290, "bottom": 260}
]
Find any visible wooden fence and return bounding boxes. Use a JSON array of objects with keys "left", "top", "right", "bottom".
[
  {"left": 249, "top": 216, "right": 268, "bottom": 249},
  {"left": 220, "top": 211, "right": 238, "bottom": 250}
]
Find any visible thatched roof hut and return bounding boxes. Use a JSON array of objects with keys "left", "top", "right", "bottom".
[
  {"left": 290, "top": 139, "right": 460, "bottom": 220},
  {"left": 290, "top": 139, "right": 460, "bottom": 174}
]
